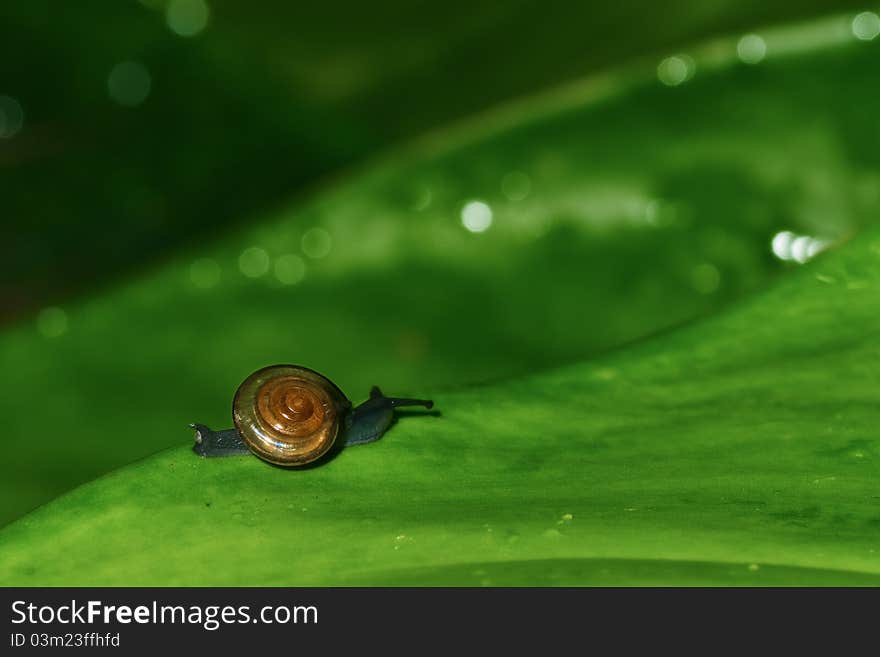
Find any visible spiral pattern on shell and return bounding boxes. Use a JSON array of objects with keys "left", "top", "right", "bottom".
[{"left": 233, "top": 365, "right": 350, "bottom": 466}]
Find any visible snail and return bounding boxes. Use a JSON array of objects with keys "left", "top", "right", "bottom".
[{"left": 191, "top": 364, "right": 434, "bottom": 466}]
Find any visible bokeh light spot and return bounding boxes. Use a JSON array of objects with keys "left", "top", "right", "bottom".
[
  {"left": 107, "top": 61, "right": 152, "bottom": 107},
  {"left": 301, "top": 228, "right": 333, "bottom": 259},
  {"left": 772, "top": 230, "right": 829, "bottom": 264},
  {"left": 0, "top": 95, "right": 24, "bottom": 138},
  {"left": 189, "top": 257, "right": 221, "bottom": 288},
  {"left": 36, "top": 307, "right": 68, "bottom": 338},
  {"left": 501, "top": 171, "right": 531, "bottom": 201},
  {"left": 790, "top": 235, "right": 812, "bottom": 264},
  {"left": 852, "top": 11, "right": 880, "bottom": 41},
  {"left": 461, "top": 200, "right": 493, "bottom": 233},
  {"left": 806, "top": 238, "right": 829, "bottom": 259},
  {"left": 771, "top": 231, "right": 795, "bottom": 260},
  {"left": 657, "top": 55, "right": 694, "bottom": 86},
  {"left": 238, "top": 246, "right": 270, "bottom": 278},
  {"left": 737, "top": 34, "right": 767, "bottom": 64},
  {"left": 166, "top": 0, "right": 210, "bottom": 37},
  {"left": 274, "top": 254, "right": 306, "bottom": 285}
]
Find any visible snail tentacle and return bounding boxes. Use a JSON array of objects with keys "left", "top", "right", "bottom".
[
  {"left": 344, "top": 388, "right": 434, "bottom": 446},
  {"left": 190, "top": 423, "right": 250, "bottom": 457}
]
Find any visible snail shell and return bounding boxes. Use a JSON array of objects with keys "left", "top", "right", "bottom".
[{"left": 232, "top": 364, "right": 351, "bottom": 466}]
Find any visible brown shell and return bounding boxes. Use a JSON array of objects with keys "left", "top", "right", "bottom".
[{"left": 232, "top": 365, "right": 350, "bottom": 466}]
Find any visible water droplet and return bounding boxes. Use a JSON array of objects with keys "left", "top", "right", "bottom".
[
  {"left": 561, "top": 513, "right": 573, "bottom": 521},
  {"left": 594, "top": 368, "right": 617, "bottom": 381}
]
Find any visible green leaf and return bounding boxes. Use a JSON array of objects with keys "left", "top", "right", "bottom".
[
  {"left": 1, "top": 221, "right": 879, "bottom": 585},
  {"left": 3, "top": 16, "right": 880, "bottom": 584},
  {"left": 5, "top": 16, "right": 876, "bottom": 527}
]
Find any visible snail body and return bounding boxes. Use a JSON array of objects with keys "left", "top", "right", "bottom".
[{"left": 192, "top": 364, "right": 433, "bottom": 467}]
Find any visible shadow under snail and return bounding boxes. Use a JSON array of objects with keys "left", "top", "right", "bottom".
[{"left": 191, "top": 364, "right": 434, "bottom": 466}]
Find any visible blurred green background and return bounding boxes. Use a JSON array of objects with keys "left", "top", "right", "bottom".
[
  {"left": 0, "top": 0, "right": 865, "bottom": 322},
  {"left": 2, "top": 0, "right": 880, "bottom": 585}
]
